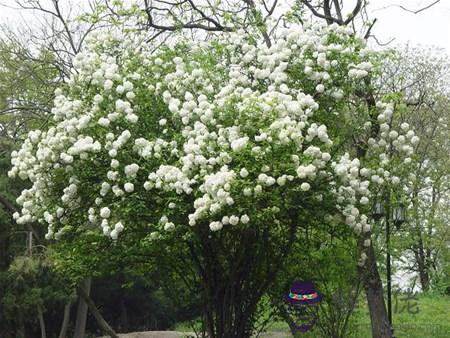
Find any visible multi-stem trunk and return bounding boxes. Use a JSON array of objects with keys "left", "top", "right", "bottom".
[
  {"left": 190, "top": 219, "right": 297, "bottom": 338},
  {"left": 73, "top": 278, "right": 91, "bottom": 338},
  {"left": 37, "top": 304, "right": 47, "bottom": 338},
  {"left": 58, "top": 300, "right": 72, "bottom": 338}
]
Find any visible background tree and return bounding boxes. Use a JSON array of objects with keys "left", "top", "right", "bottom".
[{"left": 379, "top": 46, "right": 450, "bottom": 293}]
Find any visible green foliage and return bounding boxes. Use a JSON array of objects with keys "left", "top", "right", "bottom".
[
  {"left": 0, "top": 254, "right": 72, "bottom": 337},
  {"left": 265, "top": 225, "right": 361, "bottom": 338},
  {"left": 382, "top": 48, "right": 450, "bottom": 293},
  {"left": 0, "top": 40, "right": 60, "bottom": 138}
]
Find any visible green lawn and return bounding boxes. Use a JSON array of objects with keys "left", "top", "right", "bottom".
[
  {"left": 351, "top": 293, "right": 450, "bottom": 338},
  {"left": 174, "top": 293, "right": 450, "bottom": 337}
]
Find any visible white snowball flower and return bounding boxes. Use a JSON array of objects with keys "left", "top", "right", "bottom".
[
  {"left": 164, "top": 222, "right": 175, "bottom": 231},
  {"left": 240, "top": 168, "right": 249, "bottom": 178},
  {"left": 124, "top": 163, "right": 139, "bottom": 178},
  {"left": 114, "top": 221, "right": 124, "bottom": 232},
  {"left": 100, "top": 207, "right": 111, "bottom": 219},
  {"left": 229, "top": 215, "right": 239, "bottom": 225},
  {"left": 124, "top": 182, "right": 134, "bottom": 193},
  {"left": 240, "top": 214, "right": 250, "bottom": 224},
  {"left": 110, "top": 229, "right": 118, "bottom": 240},
  {"left": 300, "top": 182, "right": 311, "bottom": 191},
  {"left": 360, "top": 196, "right": 369, "bottom": 205},
  {"left": 231, "top": 137, "right": 249, "bottom": 152},
  {"left": 209, "top": 221, "right": 223, "bottom": 231},
  {"left": 126, "top": 114, "right": 139, "bottom": 123}
]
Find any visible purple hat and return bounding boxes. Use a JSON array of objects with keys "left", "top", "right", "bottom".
[{"left": 284, "top": 280, "right": 322, "bottom": 305}]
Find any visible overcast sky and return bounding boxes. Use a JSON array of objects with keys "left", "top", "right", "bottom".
[
  {"left": 0, "top": 0, "right": 449, "bottom": 53},
  {"left": 369, "top": 0, "right": 450, "bottom": 52}
]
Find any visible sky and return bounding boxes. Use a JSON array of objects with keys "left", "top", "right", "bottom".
[
  {"left": 368, "top": 0, "right": 450, "bottom": 53},
  {"left": 0, "top": 0, "right": 449, "bottom": 54}
]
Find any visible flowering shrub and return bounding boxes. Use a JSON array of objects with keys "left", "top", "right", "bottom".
[
  {"left": 8, "top": 19, "right": 422, "bottom": 337},
  {"left": 9, "top": 23, "right": 418, "bottom": 260}
]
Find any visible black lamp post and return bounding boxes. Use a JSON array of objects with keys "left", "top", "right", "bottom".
[
  {"left": 393, "top": 203, "right": 406, "bottom": 230},
  {"left": 372, "top": 200, "right": 406, "bottom": 338},
  {"left": 372, "top": 202, "right": 384, "bottom": 222}
]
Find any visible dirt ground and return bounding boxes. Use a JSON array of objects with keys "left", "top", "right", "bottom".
[
  {"left": 98, "top": 332, "right": 195, "bottom": 338},
  {"left": 98, "top": 331, "right": 292, "bottom": 338}
]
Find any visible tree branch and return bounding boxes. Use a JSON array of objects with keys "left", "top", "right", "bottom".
[
  {"left": 77, "top": 285, "right": 119, "bottom": 338},
  {"left": 397, "top": 0, "right": 441, "bottom": 14},
  {"left": 302, "top": 0, "right": 343, "bottom": 25}
]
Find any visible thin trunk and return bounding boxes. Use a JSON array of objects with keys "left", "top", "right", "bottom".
[
  {"left": 362, "top": 242, "right": 392, "bottom": 338},
  {"left": 419, "top": 268, "right": 430, "bottom": 292},
  {"left": 416, "top": 247, "right": 430, "bottom": 291},
  {"left": 27, "top": 231, "right": 33, "bottom": 255},
  {"left": 0, "top": 223, "right": 10, "bottom": 269},
  {"left": 16, "top": 308, "right": 26, "bottom": 338},
  {"left": 77, "top": 283, "right": 119, "bottom": 338},
  {"left": 413, "top": 184, "right": 431, "bottom": 292},
  {"left": 74, "top": 278, "right": 91, "bottom": 338},
  {"left": 119, "top": 297, "right": 129, "bottom": 332},
  {"left": 58, "top": 300, "right": 72, "bottom": 338},
  {"left": 37, "top": 304, "right": 47, "bottom": 338}
]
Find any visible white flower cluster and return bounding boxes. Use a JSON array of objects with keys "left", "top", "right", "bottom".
[
  {"left": 190, "top": 166, "right": 236, "bottom": 227},
  {"left": 145, "top": 165, "right": 194, "bottom": 194},
  {"left": 349, "top": 61, "right": 373, "bottom": 79},
  {"left": 332, "top": 155, "right": 371, "bottom": 230},
  {"left": 9, "top": 22, "right": 414, "bottom": 251}
]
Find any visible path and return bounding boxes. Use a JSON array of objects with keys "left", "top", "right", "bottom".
[{"left": 98, "top": 330, "right": 292, "bottom": 338}]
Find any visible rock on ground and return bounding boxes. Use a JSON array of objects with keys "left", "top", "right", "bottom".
[{"left": 98, "top": 332, "right": 195, "bottom": 338}]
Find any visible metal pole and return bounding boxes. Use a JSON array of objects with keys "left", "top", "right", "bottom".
[
  {"left": 28, "top": 231, "right": 33, "bottom": 255},
  {"left": 385, "top": 203, "right": 394, "bottom": 337},
  {"left": 386, "top": 219, "right": 392, "bottom": 322}
]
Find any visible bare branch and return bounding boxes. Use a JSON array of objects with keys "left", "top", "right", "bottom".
[
  {"left": 186, "top": 0, "right": 223, "bottom": 28},
  {"left": 332, "top": 0, "right": 343, "bottom": 21},
  {"left": 364, "top": 18, "right": 377, "bottom": 40},
  {"left": 370, "top": 35, "right": 395, "bottom": 47},
  {"left": 343, "top": 0, "right": 363, "bottom": 25},
  {"left": 143, "top": 0, "right": 233, "bottom": 32},
  {"left": 243, "top": 0, "right": 272, "bottom": 47},
  {"left": 51, "top": 0, "right": 78, "bottom": 54},
  {"left": 301, "top": 0, "right": 343, "bottom": 25},
  {"left": 266, "top": 0, "right": 278, "bottom": 17},
  {"left": 395, "top": 0, "right": 441, "bottom": 14}
]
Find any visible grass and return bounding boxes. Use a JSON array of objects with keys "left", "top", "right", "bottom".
[
  {"left": 173, "top": 293, "right": 450, "bottom": 337},
  {"left": 352, "top": 292, "right": 450, "bottom": 338}
]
